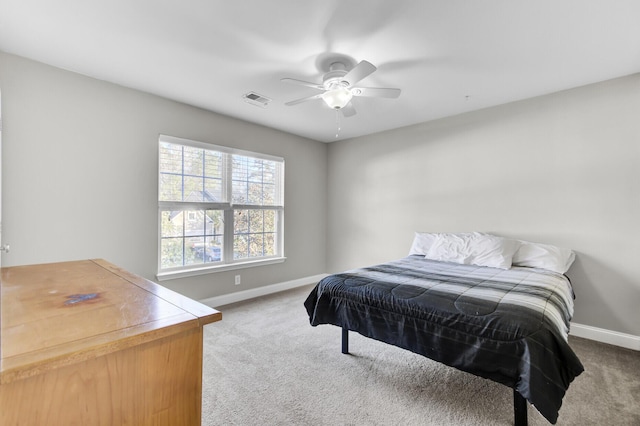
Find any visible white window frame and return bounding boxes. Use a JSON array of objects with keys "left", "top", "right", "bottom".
[{"left": 156, "top": 135, "right": 285, "bottom": 281}]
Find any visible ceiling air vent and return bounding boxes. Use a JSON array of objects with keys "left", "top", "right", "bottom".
[{"left": 243, "top": 92, "right": 271, "bottom": 108}]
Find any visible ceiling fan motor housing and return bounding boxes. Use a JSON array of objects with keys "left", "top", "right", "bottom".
[{"left": 323, "top": 65, "right": 350, "bottom": 90}]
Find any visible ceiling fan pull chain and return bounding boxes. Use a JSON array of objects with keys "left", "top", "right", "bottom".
[{"left": 335, "top": 110, "right": 341, "bottom": 138}]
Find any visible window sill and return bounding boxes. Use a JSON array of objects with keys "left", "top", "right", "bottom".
[{"left": 156, "top": 257, "right": 286, "bottom": 282}]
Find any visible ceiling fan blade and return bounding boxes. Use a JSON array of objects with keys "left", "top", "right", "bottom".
[
  {"left": 341, "top": 102, "right": 357, "bottom": 117},
  {"left": 284, "top": 93, "right": 323, "bottom": 106},
  {"left": 280, "top": 78, "right": 324, "bottom": 90},
  {"left": 352, "top": 87, "right": 401, "bottom": 98},
  {"left": 343, "top": 60, "right": 377, "bottom": 87}
]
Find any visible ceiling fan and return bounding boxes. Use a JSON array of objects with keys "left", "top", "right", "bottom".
[{"left": 281, "top": 59, "right": 401, "bottom": 117}]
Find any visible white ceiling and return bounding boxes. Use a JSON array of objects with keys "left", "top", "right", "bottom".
[{"left": 1, "top": 1, "right": 640, "bottom": 143}]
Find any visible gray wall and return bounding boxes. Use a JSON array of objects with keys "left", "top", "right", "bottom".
[
  {"left": 327, "top": 73, "right": 640, "bottom": 336},
  {"left": 0, "top": 52, "right": 328, "bottom": 300},
  {"left": 2, "top": 50, "right": 639, "bottom": 337}
]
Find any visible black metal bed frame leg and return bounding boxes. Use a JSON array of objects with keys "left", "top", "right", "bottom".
[
  {"left": 342, "top": 327, "right": 349, "bottom": 354},
  {"left": 514, "top": 389, "right": 528, "bottom": 426}
]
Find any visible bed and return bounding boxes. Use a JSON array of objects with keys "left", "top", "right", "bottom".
[{"left": 304, "top": 232, "right": 584, "bottom": 425}]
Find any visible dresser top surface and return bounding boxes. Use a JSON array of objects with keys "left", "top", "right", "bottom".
[{"left": 0, "top": 259, "right": 221, "bottom": 382}]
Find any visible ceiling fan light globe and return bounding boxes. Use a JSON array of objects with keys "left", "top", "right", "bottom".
[{"left": 322, "top": 88, "right": 353, "bottom": 109}]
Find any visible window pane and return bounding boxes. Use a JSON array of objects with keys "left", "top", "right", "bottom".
[
  {"left": 159, "top": 174, "right": 183, "bottom": 202},
  {"left": 234, "top": 209, "right": 248, "bottom": 234},
  {"left": 263, "top": 210, "right": 275, "bottom": 232},
  {"left": 184, "top": 210, "right": 204, "bottom": 236},
  {"left": 233, "top": 209, "right": 278, "bottom": 260},
  {"left": 204, "top": 177, "right": 223, "bottom": 201},
  {"left": 264, "top": 233, "right": 275, "bottom": 256},
  {"left": 263, "top": 165, "right": 275, "bottom": 185},
  {"left": 183, "top": 145, "right": 204, "bottom": 176},
  {"left": 205, "top": 151, "right": 224, "bottom": 178},
  {"left": 234, "top": 234, "right": 249, "bottom": 260},
  {"left": 159, "top": 142, "right": 182, "bottom": 174},
  {"left": 160, "top": 208, "right": 224, "bottom": 268},
  {"left": 249, "top": 234, "right": 264, "bottom": 258},
  {"left": 206, "top": 236, "right": 223, "bottom": 262},
  {"left": 248, "top": 182, "right": 263, "bottom": 204},
  {"left": 186, "top": 236, "right": 205, "bottom": 265},
  {"left": 248, "top": 159, "right": 263, "bottom": 182},
  {"left": 184, "top": 176, "right": 204, "bottom": 202},
  {"left": 159, "top": 143, "right": 184, "bottom": 202},
  {"left": 262, "top": 183, "right": 276, "bottom": 205},
  {"left": 161, "top": 237, "right": 183, "bottom": 269},
  {"left": 233, "top": 156, "right": 248, "bottom": 181},
  {"left": 248, "top": 209, "right": 264, "bottom": 233},
  {"left": 160, "top": 211, "right": 183, "bottom": 237},
  {"left": 205, "top": 210, "right": 224, "bottom": 236},
  {"left": 232, "top": 180, "right": 248, "bottom": 204}
]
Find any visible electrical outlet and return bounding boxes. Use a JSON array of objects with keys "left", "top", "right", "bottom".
[{"left": 234, "top": 275, "right": 241, "bottom": 285}]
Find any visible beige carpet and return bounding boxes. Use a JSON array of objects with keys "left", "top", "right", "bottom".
[{"left": 202, "top": 285, "right": 640, "bottom": 425}]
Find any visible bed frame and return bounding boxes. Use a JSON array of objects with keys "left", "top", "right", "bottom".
[{"left": 340, "top": 327, "right": 529, "bottom": 426}]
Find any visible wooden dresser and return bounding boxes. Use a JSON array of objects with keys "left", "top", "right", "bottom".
[{"left": 0, "top": 259, "right": 221, "bottom": 425}]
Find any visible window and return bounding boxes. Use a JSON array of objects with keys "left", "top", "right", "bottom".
[{"left": 157, "top": 135, "right": 284, "bottom": 278}]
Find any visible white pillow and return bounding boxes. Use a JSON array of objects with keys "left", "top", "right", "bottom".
[
  {"left": 425, "top": 232, "right": 520, "bottom": 270},
  {"left": 408, "top": 232, "right": 440, "bottom": 256},
  {"left": 512, "top": 241, "right": 575, "bottom": 274}
]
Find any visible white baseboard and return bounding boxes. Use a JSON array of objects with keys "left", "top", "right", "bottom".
[
  {"left": 571, "top": 323, "right": 640, "bottom": 351},
  {"left": 200, "top": 273, "right": 327, "bottom": 308}
]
